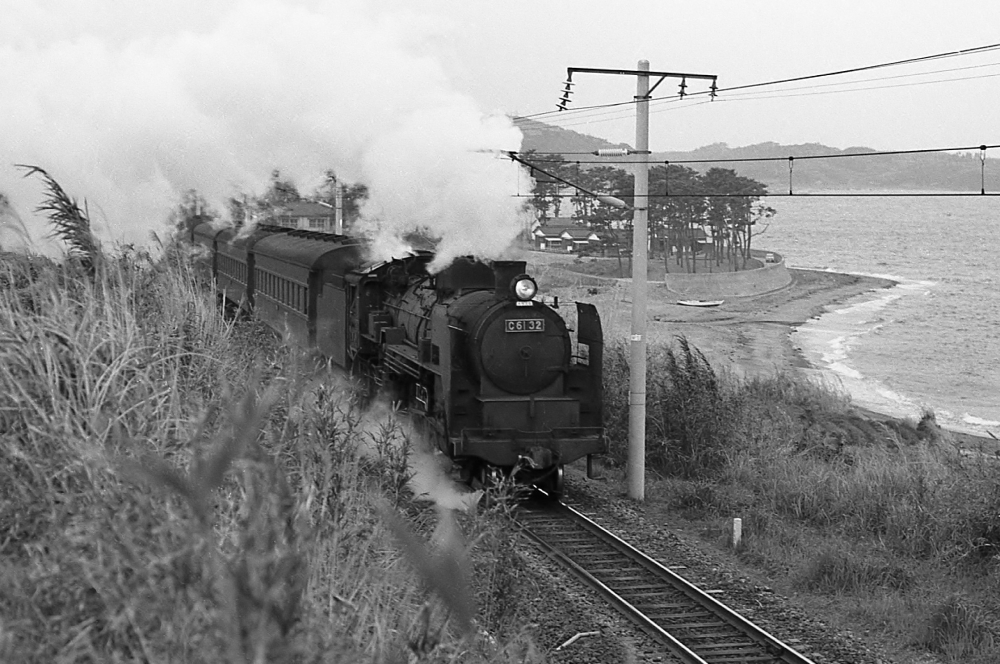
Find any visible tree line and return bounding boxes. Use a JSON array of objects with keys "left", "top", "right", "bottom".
[
  {"left": 524, "top": 152, "right": 776, "bottom": 273},
  {"left": 171, "top": 169, "right": 369, "bottom": 238}
]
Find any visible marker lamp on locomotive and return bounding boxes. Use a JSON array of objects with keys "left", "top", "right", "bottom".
[{"left": 512, "top": 276, "right": 537, "bottom": 301}]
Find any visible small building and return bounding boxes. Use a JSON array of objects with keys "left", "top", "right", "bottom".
[
  {"left": 268, "top": 201, "right": 339, "bottom": 232},
  {"left": 532, "top": 220, "right": 602, "bottom": 252}
]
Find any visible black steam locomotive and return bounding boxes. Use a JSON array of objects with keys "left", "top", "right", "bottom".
[{"left": 192, "top": 221, "right": 605, "bottom": 497}]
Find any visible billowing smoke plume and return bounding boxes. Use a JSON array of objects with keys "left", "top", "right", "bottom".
[
  {"left": 0, "top": 192, "right": 31, "bottom": 249},
  {"left": 0, "top": 0, "right": 529, "bottom": 266}
]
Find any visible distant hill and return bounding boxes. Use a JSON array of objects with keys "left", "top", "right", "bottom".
[
  {"left": 513, "top": 116, "right": 632, "bottom": 155},
  {"left": 515, "top": 117, "right": 999, "bottom": 192}
]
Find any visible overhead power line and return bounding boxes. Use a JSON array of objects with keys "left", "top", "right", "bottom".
[
  {"left": 510, "top": 142, "right": 998, "bottom": 196},
  {"left": 721, "top": 42, "right": 1000, "bottom": 95},
  {"left": 513, "top": 191, "right": 1000, "bottom": 199},
  {"left": 513, "top": 142, "right": 999, "bottom": 163},
  {"left": 523, "top": 65, "right": 1000, "bottom": 132},
  {"left": 514, "top": 42, "right": 1000, "bottom": 126}
]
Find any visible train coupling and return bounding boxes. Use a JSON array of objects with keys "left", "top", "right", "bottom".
[{"left": 517, "top": 446, "right": 555, "bottom": 470}]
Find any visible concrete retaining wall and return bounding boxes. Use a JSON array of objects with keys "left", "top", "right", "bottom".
[{"left": 661, "top": 249, "right": 791, "bottom": 299}]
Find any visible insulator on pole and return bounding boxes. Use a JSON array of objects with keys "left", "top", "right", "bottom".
[
  {"left": 594, "top": 148, "right": 630, "bottom": 157},
  {"left": 557, "top": 83, "right": 574, "bottom": 111}
]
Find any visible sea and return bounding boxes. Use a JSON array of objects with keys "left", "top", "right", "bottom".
[{"left": 760, "top": 194, "right": 999, "bottom": 439}]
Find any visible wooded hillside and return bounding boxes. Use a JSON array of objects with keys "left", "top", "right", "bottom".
[{"left": 515, "top": 116, "right": 999, "bottom": 192}]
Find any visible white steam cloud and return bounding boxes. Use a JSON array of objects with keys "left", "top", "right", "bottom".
[{"left": 0, "top": 0, "right": 528, "bottom": 267}]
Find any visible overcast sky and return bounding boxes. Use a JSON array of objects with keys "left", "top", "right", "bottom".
[
  {"left": 422, "top": 0, "right": 1000, "bottom": 151},
  {"left": 2, "top": 0, "right": 998, "bottom": 249}
]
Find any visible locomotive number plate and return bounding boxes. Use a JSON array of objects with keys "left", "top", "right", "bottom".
[{"left": 505, "top": 319, "right": 545, "bottom": 333}]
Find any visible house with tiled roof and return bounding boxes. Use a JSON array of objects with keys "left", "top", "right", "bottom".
[
  {"left": 269, "top": 201, "right": 340, "bottom": 232},
  {"left": 532, "top": 218, "right": 603, "bottom": 252}
]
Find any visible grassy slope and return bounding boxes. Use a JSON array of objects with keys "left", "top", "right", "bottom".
[
  {"left": 600, "top": 337, "right": 1000, "bottom": 664},
  {"left": 0, "top": 249, "right": 537, "bottom": 663}
]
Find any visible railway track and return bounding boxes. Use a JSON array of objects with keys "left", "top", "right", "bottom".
[{"left": 515, "top": 497, "right": 816, "bottom": 664}]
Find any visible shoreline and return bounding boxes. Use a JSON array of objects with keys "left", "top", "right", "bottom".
[{"left": 525, "top": 252, "right": 996, "bottom": 450}]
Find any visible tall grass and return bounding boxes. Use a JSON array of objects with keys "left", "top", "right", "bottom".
[
  {"left": 0, "top": 244, "right": 534, "bottom": 663},
  {"left": 604, "top": 336, "right": 736, "bottom": 477},
  {"left": 16, "top": 165, "right": 101, "bottom": 273}
]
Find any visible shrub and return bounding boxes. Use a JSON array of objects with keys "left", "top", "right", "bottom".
[
  {"left": 603, "top": 336, "right": 736, "bottom": 477},
  {"left": 919, "top": 594, "right": 998, "bottom": 662},
  {"left": 796, "top": 547, "right": 913, "bottom": 593}
]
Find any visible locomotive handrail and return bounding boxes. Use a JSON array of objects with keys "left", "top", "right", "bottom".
[{"left": 383, "top": 300, "right": 431, "bottom": 321}]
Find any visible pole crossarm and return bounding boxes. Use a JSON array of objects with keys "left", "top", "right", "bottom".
[
  {"left": 567, "top": 67, "right": 717, "bottom": 98},
  {"left": 567, "top": 66, "right": 717, "bottom": 81}
]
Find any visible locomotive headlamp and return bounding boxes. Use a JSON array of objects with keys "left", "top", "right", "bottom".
[{"left": 512, "top": 276, "right": 537, "bottom": 301}]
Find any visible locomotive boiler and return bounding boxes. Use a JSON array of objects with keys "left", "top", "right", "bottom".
[{"left": 192, "top": 221, "right": 605, "bottom": 497}]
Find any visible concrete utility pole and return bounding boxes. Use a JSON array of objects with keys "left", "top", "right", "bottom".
[
  {"left": 560, "top": 62, "right": 717, "bottom": 502},
  {"left": 628, "top": 60, "right": 650, "bottom": 501}
]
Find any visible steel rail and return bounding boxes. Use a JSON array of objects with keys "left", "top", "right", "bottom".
[
  {"left": 516, "top": 497, "right": 816, "bottom": 664},
  {"left": 518, "top": 517, "right": 706, "bottom": 663}
]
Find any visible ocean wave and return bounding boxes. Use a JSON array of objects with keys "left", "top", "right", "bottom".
[
  {"left": 784, "top": 264, "right": 937, "bottom": 288},
  {"left": 767, "top": 196, "right": 998, "bottom": 441},
  {"left": 963, "top": 414, "right": 1000, "bottom": 428},
  {"left": 794, "top": 286, "right": 1000, "bottom": 439}
]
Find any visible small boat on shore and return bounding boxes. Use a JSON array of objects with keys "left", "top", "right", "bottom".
[{"left": 677, "top": 299, "right": 724, "bottom": 307}]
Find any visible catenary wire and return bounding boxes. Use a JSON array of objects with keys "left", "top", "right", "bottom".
[
  {"left": 518, "top": 42, "right": 1000, "bottom": 123},
  {"left": 521, "top": 66, "right": 1000, "bottom": 132},
  {"left": 520, "top": 44, "right": 1000, "bottom": 130},
  {"left": 507, "top": 143, "right": 998, "bottom": 196},
  {"left": 510, "top": 143, "right": 999, "bottom": 165}
]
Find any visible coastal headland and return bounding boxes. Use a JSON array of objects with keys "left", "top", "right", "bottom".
[{"left": 524, "top": 251, "right": 991, "bottom": 450}]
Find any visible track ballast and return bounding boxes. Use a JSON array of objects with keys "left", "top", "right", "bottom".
[{"left": 515, "top": 497, "right": 817, "bottom": 664}]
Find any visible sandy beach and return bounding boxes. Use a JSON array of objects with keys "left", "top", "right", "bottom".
[
  {"left": 524, "top": 252, "right": 993, "bottom": 449},
  {"left": 526, "top": 252, "right": 894, "bottom": 378}
]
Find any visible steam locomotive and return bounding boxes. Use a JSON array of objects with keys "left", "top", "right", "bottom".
[{"left": 191, "top": 221, "right": 606, "bottom": 497}]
